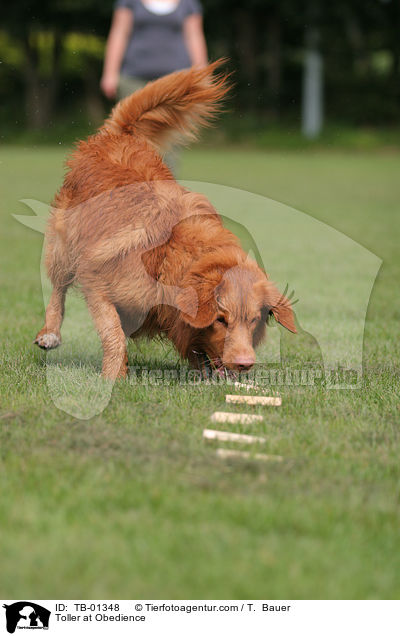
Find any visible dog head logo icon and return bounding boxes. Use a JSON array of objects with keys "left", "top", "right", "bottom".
[{"left": 2, "top": 602, "right": 51, "bottom": 633}]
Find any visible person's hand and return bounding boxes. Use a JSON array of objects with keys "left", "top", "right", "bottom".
[{"left": 100, "top": 72, "right": 119, "bottom": 99}]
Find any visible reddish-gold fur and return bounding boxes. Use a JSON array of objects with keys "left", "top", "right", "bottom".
[{"left": 35, "top": 62, "right": 296, "bottom": 379}]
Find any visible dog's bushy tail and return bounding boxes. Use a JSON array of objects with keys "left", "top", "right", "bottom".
[{"left": 101, "top": 60, "right": 230, "bottom": 153}]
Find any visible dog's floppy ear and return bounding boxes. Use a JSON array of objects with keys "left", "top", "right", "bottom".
[
  {"left": 257, "top": 280, "right": 297, "bottom": 333},
  {"left": 176, "top": 280, "right": 219, "bottom": 328},
  {"left": 176, "top": 265, "right": 223, "bottom": 328}
]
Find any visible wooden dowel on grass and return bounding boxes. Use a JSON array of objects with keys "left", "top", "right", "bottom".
[
  {"left": 226, "top": 395, "right": 282, "bottom": 406},
  {"left": 216, "top": 448, "right": 283, "bottom": 462},
  {"left": 203, "top": 428, "right": 266, "bottom": 444},
  {"left": 210, "top": 411, "right": 263, "bottom": 424},
  {"left": 233, "top": 382, "right": 278, "bottom": 394}
]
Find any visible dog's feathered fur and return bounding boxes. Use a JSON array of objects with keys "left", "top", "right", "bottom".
[{"left": 35, "top": 61, "right": 296, "bottom": 379}]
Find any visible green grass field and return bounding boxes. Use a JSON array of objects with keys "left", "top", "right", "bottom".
[{"left": 1, "top": 144, "right": 400, "bottom": 599}]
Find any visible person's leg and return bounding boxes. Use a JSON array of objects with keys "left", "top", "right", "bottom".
[
  {"left": 163, "top": 148, "right": 179, "bottom": 175},
  {"left": 117, "top": 75, "right": 147, "bottom": 100}
]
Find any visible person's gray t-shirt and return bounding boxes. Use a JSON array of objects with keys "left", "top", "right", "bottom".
[{"left": 114, "top": 0, "right": 203, "bottom": 80}]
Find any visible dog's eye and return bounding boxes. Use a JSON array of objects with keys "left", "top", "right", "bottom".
[
  {"left": 216, "top": 316, "right": 228, "bottom": 326},
  {"left": 251, "top": 317, "right": 259, "bottom": 325}
]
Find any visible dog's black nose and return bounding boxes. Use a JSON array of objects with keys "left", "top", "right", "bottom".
[{"left": 234, "top": 356, "right": 255, "bottom": 371}]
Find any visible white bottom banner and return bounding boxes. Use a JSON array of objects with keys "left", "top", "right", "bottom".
[{"left": 1, "top": 600, "right": 399, "bottom": 635}]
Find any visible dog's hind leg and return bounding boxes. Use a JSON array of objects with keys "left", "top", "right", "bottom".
[
  {"left": 85, "top": 290, "right": 128, "bottom": 380},
  {"left": 34, "top": 283, "right": 68, "bottom": 350}
]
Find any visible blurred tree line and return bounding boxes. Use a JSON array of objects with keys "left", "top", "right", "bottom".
[{"left": 1, "top": 0, "right": 399, "bottom": 138}]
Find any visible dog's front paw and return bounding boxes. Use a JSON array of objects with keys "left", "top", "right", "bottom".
[{"left": 34, "top": 332, "right": 61, "bottom": 350}]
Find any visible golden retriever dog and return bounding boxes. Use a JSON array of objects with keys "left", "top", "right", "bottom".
[{"left": 35, "top": 61, "right": 296, "bottom": 379}]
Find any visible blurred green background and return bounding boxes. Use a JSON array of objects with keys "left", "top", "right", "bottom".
[{"left": 1, "top": 0, "right": 400, "bottom": 147}]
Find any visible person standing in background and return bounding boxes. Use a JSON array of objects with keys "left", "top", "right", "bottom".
[
  {"left": 101, "top": 0, "right": 207, "bottom": 172},
  {"left": 101, "top": 0, "right": 207, "bottom": 101}
]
